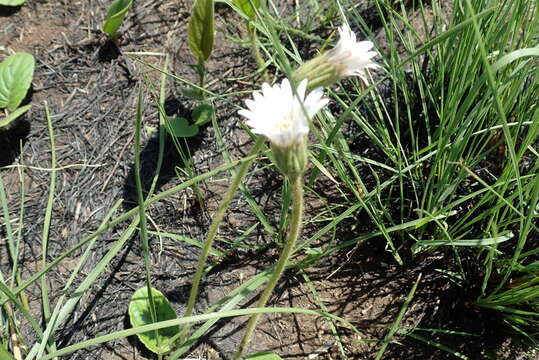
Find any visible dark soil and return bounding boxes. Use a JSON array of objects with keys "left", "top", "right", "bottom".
[{"left": 0, "top": 1, "right": 532, "bottom": 359}]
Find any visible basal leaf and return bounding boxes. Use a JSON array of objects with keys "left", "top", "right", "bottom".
[
  {"left": 128, "top": 286, "right": 179, "bottom": 355},
  {"left": 181, "top": 87, "right": 205, "bottom": 101},
  {"left": 0, "top": 104, "right": 30, "bottom": 128},
  {"left": 188, "top": 0, "right": 215, "bottom": 61},
  {"left": 0, "top": 344, "right": 15, "bottom": 360},
  {"left": 165, "top": 116, "right": 199, "bottom": 138},
  {"left": 103, "top": 0, "right": 133, "bottom": 38},
  {"left": 0, "top": 53, "right": 34, "bottom": 111},
  {"left": 232, "top": 0, "right": 261, "bottom": 19},
  {"left": 192, "top": 103, "right": 214, "bottom": 126},
  {"left": 246, "top": 352, "right": 283, "bottom": 360},
  {"left": 0, "top": 0, "right": 25, "bottom": 6}
]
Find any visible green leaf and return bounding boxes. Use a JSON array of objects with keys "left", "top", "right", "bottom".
[
  {"left": 232, "top": 0, "right": 261, "bottom": 19},
  {"left": 0, "top": 0, "right": 25, "bottom": 6},
  {"left": 412, "top": 232, "right": 515, "bottom": 254},
  {"left": 0, "top": 345, "right": 15, "bottom": 360},
  {"left": 181, "top": 87, "right": 204, "bottom": 101},
  {"left": 192, "top": 103, "right": 214, "bottom": 126},
  {"left": 246, "top": 352, "right": 283, "bottom": 360},
  {"left": 188, "top": 0, "right": 215, "bottom": 61},
  {"left": 0, "top": 53, "right": 34, "bottom": 111},
  {"left": 102, "top": 0, "right": 133, "bottom": 38},
  {"left": 128, "top": 286, "right": 180, "bottom": 355},
  {"left": 165, "top": 116, "right": 199, "bottom": 138},
  {"left": 0, "top": 104, "right": 30, "bottom": 128}
]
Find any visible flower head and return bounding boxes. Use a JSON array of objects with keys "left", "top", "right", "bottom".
[
  {"left": 238, "top": 78, "right": 328, "bottom": 148},
  {"left": 326, "top": 24, "right": 380, "bottom": 84},
  {"left": 293, "top": 24, "right": 379, "bottom": 89}
]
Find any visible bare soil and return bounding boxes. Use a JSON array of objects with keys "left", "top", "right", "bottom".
[{"left": 0, "top": 1, "right": 532, "bottom": 359}]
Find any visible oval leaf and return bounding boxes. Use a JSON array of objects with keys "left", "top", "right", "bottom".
[
  {"left": 188, "top": 0, "right": 215, "bottom": 61},
  {"left": 128, "top": 286, "right": 179, "bottom": 355},
  {"left": 103, "top": 0, "right": 133, "bottom": 38},
  {"left": 0, "top": 0, "right": 25, "bottom": 6},
  {"left": 166, "top": 116, "right": 199, "bottom": 138},
  {"left": 181, "top": 87, "right": 204, "bottom": 101},
  {"left": 232, "top": 0, "right": 261, "bottom": 19},
  {"left": 0, "top": 53, "right": 34, "bottom": 111},
  {"left": 192, "top": 103, "right": 214, "bottom": 126},
  {"left": 246, "top": 352, "right": 283, "bottom": 360}
]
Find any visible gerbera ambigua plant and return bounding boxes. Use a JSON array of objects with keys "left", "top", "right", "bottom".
[
  {"left": 179, "top": 78, "right": 327, "bottom": 345},
  {"left": 294, "top": 23, "right": 380, "bottom": 91},
  {"left": 233, "top": 78, "right": 328, "bottom": 359}
]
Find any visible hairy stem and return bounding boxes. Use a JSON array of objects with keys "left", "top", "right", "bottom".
[
  {"left": 181, "top": 137, "right": 265, "bottom": 342},
  {"left": 233, "top": 174, "right": 304, "bottom": 359}
]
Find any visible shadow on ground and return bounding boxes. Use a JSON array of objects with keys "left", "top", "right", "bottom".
[
  {"left": 0, "top": 118, "right": 31, "bottom": 167},
  {"left": 122, "top": 96, "right": 205, "bottom": 211}
]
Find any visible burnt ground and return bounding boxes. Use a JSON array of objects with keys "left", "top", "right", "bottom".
[{"left": 0, "top": 1, "right": 534, "bottom": 359}]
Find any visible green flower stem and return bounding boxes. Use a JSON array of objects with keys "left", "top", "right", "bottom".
[
  {"left": 181, "top": 137, "right": 265, "bottom": 341},
  {"left": 248, "top": 23, "right": 270, "bottom": 83},
  {"left": 134, "top": 88, "right": 160, "bottom": 350},
  {"left": 233, "top": 174, "right": 304, "bottom": 360}
]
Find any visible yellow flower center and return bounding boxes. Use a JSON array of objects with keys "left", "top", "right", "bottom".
[{"left": 276, "top": 115, "right": 293, "bottom": 131}]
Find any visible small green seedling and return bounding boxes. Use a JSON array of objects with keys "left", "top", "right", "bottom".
[
  {"left": 0, "top": 0, "right": 25, "bottom": 6},
  {"left": 128, "top": 286, "right": 179, "bottom": 355},
  {"left": 0, "top": 52, "right": 34, "bottom": 128},
  {"left": 188, "top": 0, "right": 215, "bottom": 92},
  {"left": 102, "top": 0, "right": 133, "bottom": 40},
  {"left": 165, "top": 103, "right": 214, "bottom": 138}
]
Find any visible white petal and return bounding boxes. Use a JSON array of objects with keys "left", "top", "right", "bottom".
[
  {"left": 356, "top": 41, "right": 374, "bottom": 52},
  {"left": 261, "top": 82, "right": 272, "bottom": 98},
  {"left": 328, "top": 25, "right": 380, "bottom": 81},
  {"left": 237, "top": 78, "right": 329, "bottom": 148},
  {"left": 296, "top": 79, "right": 308, "bottom": 101},
  {"left": 252, "top": 91, "right": 264, "bottom": 103},
  {"left": 281, "top": 78, "right": 292, "bottom": 96},
  {"left": 238, "top": 109, "right": 256, "bottom": 121},
  {"left": 244, "top": 99, "right": 257, "bottom": 111},
  {"left": 313, "top": 98, "right": 330, "bottom": 117}
]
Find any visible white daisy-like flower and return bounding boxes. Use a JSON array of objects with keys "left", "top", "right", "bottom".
[
  {"left": 326, "top": 24, "right": 380, "bottom": 84},
  {"left": 238, "top": 78, "right": 329, "bottom": 148}
]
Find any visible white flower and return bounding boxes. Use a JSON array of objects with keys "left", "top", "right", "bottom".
[
  {"left": 326, "top": 24, "right": 380, "bottom": 84},
  {"left": 238, "top": 78, "right": 329, "bottom": 148}
]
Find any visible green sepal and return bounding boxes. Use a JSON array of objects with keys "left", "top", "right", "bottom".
[
  {"left": 270, "top": 140, "right": 308, "bottom": 179},
  {"left": 293, "top": 54, "right": 342, "bottom": 92}
]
